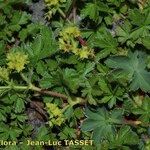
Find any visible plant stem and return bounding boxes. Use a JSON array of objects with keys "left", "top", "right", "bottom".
[
  {"left": 0, "top": 86, "right": 28, "bottom": 90},
  {"left": 31, "top": 85, "right": 68, "bottom": 100},
  {"left": 0, "top": 84, "right": 68, "bottom": 100},
  {"left": 58, "top": 8, "right": 66, "bottom": 19},
  {"left": 58, "top": 8, "right": 71, "bottom": 23},
  {"left": 66, "top": 0, "right": 76, "bottom": 18}
]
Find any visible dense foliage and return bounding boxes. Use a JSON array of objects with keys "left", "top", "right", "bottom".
[{"left": 0, "top": 0, "right": 150, "bottom": 149}]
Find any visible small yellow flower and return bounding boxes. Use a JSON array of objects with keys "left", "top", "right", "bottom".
[
  {"left": 7, "top": 51, "right": 29, "bottom": 72},
  {"left": 78, "top": 46, "right": 94, "bottom": 59},
  {"left": 0, "top": 67, "right": 9, "bottom": 82},
  {"left": 59, "top": 26, "right": 94, "bottom": 59},
  {"left": 71, "top": 40, "right": 79, "bottom": 55},
  {"left": 58, "top": 38, "right": 72, "bottom": 52},
  {"left": 49, "top": 116, "right": 64, "bottom": 126},
  {"left": 55, "top": 117, "right": 64, "bottom": 126},
  {"left": 45, "top": 10, "right": 53, "bottom": 20},
  {"left": 45, "top": 0, "right": 66, "bottom": 7},
  {"left": 46, "top": 103, "right": 62, "bottom": 117},
  {"left": 46, "top": 103, "right": 65, "bottom": 127},
  {"left": 45, "top": 0, "right": 59, "bottom": 6},
  {"left": 59, "top": 26, "right": 81, "bottom": 54},
  {"left": 78, "top": 50, "right": 89, "bottom": 59},
  {"left": 60, "top": 26, "right": 81, "bottom": 38}
]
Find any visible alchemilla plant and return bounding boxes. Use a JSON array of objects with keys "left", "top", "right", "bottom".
[{"left": 0, "top": 0, "right": 150, "bottom": 150}]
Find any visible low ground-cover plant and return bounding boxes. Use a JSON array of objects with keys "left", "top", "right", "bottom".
[{"left": 0, "top": 0, "right": 150, "bottom": 150}]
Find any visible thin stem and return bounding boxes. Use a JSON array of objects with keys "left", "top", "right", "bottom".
[
  {"left": 58, "top": 8, "right": 66, "bottom": 19},
  {"left": 66, "top": 0, "right": 76, "bottom": 19},
  {"left": 73, "top": 6, "right": 77, "bottom": 24},
  {"left": 58, "top": 8, "right": 71, "bottom": 23},
  {"left": 123, "top": 119, "right": 150, "bottom": 127},
  {"left": 31, "top": 85, "right": 68, "bottom": 100},
  {"left": 0, "top": 84, "right": 68, "bottom": 100},
  {"left": 0, "top": 85, "right": 28, "bottom": 90},
  {"left": 20, "top": 73, "right": 29, "bottom": 84}
]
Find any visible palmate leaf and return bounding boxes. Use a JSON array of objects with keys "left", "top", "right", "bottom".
[
  {"left": 24, "top": 26, "right": 58, "bottom": 64},
  {"left": 105, "top": 51, "right": 150, "bottom": 92},
  {"left": 142, "top": 36, "right": 150, "bottom": 50},
  {"left": 129, "top": 9, "right": 150, "bottom": 27},
  {"left": 81, "top": 3, "right": 100, "bottom": 22},
  {"left": 0, "top": 123, "right": 22, "bottom": 140},
  {"left": 107, "top": 0, "right": 125, "bottom": 6},
  {"left": 132, "top": 96, "right": 150, "bottom": 123},
  {"left": 116, "top": 9, "right": 150, "bottom": 47},
  {"left": 19, "top": 23, "right": 42, "bottom": 41},
  {"left": 81, "top": 2, "right": 111, "bottom": 22},
  {"left": 90, "top": 28, "right": 118, "bottom": 60},
  {"left": 82, "top": 75, "right": 103, "bottom": 105},
  {"left": 81, "top": 108, "right": 123, "bottom": 143},
  {"left": 61, "top": 68, "right": 84, "bottom": 93},
  {"left": 36, "top": 126, "right": 51, "bottom": 141},
  {"left": 8, "top": 11, "right": 31, "bottom": 32},
  {"left": 108, "top": 126, "right": 139, "bottom": 148},
  {"left": 129, "top": 9, "right": 150, "bottom": 41},
  {"left": 115, "top": 20, "right": 133, "bottom": 45}
]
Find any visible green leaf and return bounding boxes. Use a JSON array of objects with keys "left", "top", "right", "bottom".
[
  {"left": 39, "top": 26, "right": 58, "bottom": 59},
  {"left": 129, "top": 9, "right": 150, "bottom": 41},
  {"left": 129, "top": 9, "right": 150, "bottom": 26},
  {"left": 61, "top": 68, "right": 84, "bottom": 93},
  {"left": 74, "top": 107, "right": 84, "bottom": 119},
  {"left": 116, "top": 20, "right": 132, "bottom": 44},
  {"left": 59, "top": 127, "right": 76, "bottom": 140},
  {"left": 109, "top": 126, "right": 139, "bottom": 148},
  {"left": 9, "top": 11, "right": 31, "bottom": 32},
  {"left": 36, "top": 126, "right": 50, "bottom": 141},
  {"left": 24, "top": 26, "right": 58, "bottom": 63},
  {"left": 105, "top": 51, "right": 150, "bottom": 92},
  {"left": 0, "top": 110, "right": 6, "bottom": 121},
  {"left": 0, "top": 123, "right": 22, "bottom": 140},
  {"left": 98, "top": 76, "right": 111, "bottom": 93},
  {"left": 11, "top": 11, "right": 31, "bottom": 25},
  {"left": 64, "top": 106, "right": 74, "bottom": 121},
  {"left": 81, "top": 108, "right": 122, "bottom": 143},
  {"left": 81, "top": 2, "right": 112, "bottom": 22},
  {"left": 90, "top": 28, "right": 118, "bottom": 59},
  {"left": 19, "top": 23, "right": 42, "bottom": 41},
  {"left": 0, "top": 41, "right": 6, "bottom": 65},
  {"left": 14, "top": 97, "right": 25, "bottom": 113},
  {"left": 40, "top": 75, "right": 53, "bottom": 89},
  {"left": 82, "top": 80, "right": 100, "bottom": 105},
  {"left": 132, "top": 96, "right": 150, "bottom": 123},
  {"left": 81, "top": 3, "right": 101, "bottom": 22},
  {"left": 142, "top": 36, "right": 150, "bottom": 50},
  {"left": 36, "top": 60, "right": 48, "bottom": 76}
]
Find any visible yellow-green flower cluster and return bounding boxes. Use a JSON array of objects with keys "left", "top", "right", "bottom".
[
  {"left": 6, "top": 51, "right": 29, "bottom": 72},
  {"left": 44, "top": 0, "right": 66, "bottom": 20},
  {"left": 59, "top": 26, "right": 81, "bottom": 39},
  {"left": 46, "top": 103, "right": 65, "bottom": 126},
  {"left": 0, "top": 67, "right": 9, "bottom": 82},
  {"left": 45, "top": 0, "right": 66, "bottom": 7},
  {"left": 59, "top": 26, "right": 94, "bottom": 59},
  {"left": 79, "top": 46, "right": 95, "bottom": 59}
]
